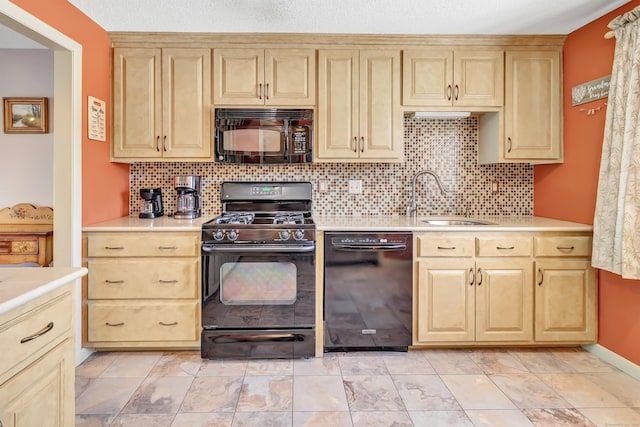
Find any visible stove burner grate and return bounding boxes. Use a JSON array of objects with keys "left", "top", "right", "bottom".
[
  {"left": 215, "top": 212, "right": 255, "bottom": 225},
  {"left": 273, "top": 212, "right": 305, "bottom": 225}
]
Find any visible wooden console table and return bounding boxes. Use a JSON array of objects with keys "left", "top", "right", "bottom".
[{"left": 0, "top": 204, "right": 53, "bottom": 267}]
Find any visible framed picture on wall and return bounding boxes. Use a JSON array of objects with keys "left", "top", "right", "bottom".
[{"left": 2, "top": 97, "right": 49, "bottom": 134}]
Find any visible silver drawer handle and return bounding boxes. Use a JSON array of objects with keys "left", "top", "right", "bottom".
[
  {"left": 159, "top": 279, "right": 178, "bottom": 284},
  {"left": 159, "top": 246, "right": 178, "bottom": 250},
  {"left": 20, "top": 322, "right": 54, "bottom": 344},
  {"left": 437, "top": 246, "right": 456, "bottom": 250},
  {"left": 159, "top": 321, "right": 178, "bottom": 326},
  {"left": 105, "top": 280, "right": 124, "bottom": 284},
  {"left": 496, "top": 246, "right": 515, "bottom": 250},
  {"left": 106, "top": 322, "right": 124, "bottom": 327},
  {"left": 104, "top": 246, "right": 125, "bottom": 250},
  {"left": 556, "top": 245, "right": 575, "bottom": 250}
]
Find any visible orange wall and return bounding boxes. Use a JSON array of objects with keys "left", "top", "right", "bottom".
[
  {"left": 534, "top": 0, "right": 640, "bottom": 364},
  {"left": 10, "top": 0, "right": 130, "bottom": 225}
]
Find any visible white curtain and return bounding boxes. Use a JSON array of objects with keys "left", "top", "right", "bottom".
[{"left": 592, "top": 6, "right": 640, "bottom": 280}]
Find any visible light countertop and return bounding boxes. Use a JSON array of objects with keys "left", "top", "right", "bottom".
[
  {"left": 314, "top": 215, "right": 593, "bottom": 232},
  {"left": 83, "top": 215, "right": 210, "bottom": 232},
  {"left": 0, "top": 267, "right": 88, "bottom": 315},
  {"left": 82, "top": 215, "right": 592, "bottom": 232}
]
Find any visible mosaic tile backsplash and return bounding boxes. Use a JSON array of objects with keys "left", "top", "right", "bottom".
[{"left": 130, "top": 117, "right": 533, "bottom": 217}]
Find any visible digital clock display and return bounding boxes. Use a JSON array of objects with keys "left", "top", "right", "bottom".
[{"left": 251, "top": 186, "right": 282, "bottom": 196}]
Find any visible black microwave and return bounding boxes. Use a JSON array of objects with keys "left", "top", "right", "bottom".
[{"left": 214, "top": 108, "right": 313, "bottom": 164}]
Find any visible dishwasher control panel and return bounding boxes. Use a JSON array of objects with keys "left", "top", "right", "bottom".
[{"left": 329, "top": 235, "right": 408, "bottom": 245}]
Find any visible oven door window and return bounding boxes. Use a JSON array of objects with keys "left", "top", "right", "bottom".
[{"left": 220, "top": 262, "right": 297, "bottom": 305}]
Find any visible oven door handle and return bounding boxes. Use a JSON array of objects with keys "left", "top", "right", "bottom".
[
  {"left": 202, "top": 244, "right": 315, "bottom": 253},
  {"left": 332, "top": 244, "right": 406, "bottom": 252},
  {"left": 212, "top": 333, "right": 306, "bottom": 343}
]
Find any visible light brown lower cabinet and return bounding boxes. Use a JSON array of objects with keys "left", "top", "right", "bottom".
[
  {"left": 415, "top": 235, "right": 533, "bottom": 344},
  {"left": 84, "top": 231, "right": 201, "bottom": 349},
  {"left": 534, "top": 260, "right": 596, "bottom": 342},
  {"left": 0, "top": 284, "right": 75, "bottom": 427},
  {"left": 413, "top": 231, "right": 596, "bottom": 347}
]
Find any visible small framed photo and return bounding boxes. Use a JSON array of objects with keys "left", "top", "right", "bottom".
[{"left": 3, "top": 97, "right": 49, "bottom": 134}]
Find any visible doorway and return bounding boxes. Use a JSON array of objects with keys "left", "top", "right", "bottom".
[{"left": 0, "top": 2, "right": 86, "bottom": 360}]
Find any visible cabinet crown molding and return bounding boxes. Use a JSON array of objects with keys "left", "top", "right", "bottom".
[{"left": 109, "top": 32, "right": 566, "bottom": 49}]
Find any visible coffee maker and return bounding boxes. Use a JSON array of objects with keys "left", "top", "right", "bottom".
[
  {"left": 139, "top": 188, "right": 164, "bottom": 218},
  {"left": 173, "top": 176, "right": 202, "bottom": 219}
]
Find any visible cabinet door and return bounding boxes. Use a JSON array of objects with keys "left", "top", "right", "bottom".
[
  {"left": 454, "top": 50, "right": 504, "bottom": 107},
  {"left": 316, "top": 49, "right": 360, "bottom": 159},
  {"left": 416, "top": 259, "right": 475, "bottom": 343},
  {"left": 213, "top": 48, "right": 264, "bottom": 105},
  {"left": 265, "top": 49, "right": 316, "bottom": 106},
  {"left": 359, "top": 50, "right": 403, "bottom": 161},
  {"left": 112, "top": 47, "right": 162, "bottom": 158},
  {"left": 475, "top": 259, "right": 533, "bottom": 342},
  {"left": 162, "top": 48, "right": 212, "bottom": 158},
  {"left": 402, "top": 50, "right": 452, "bottom": 106},
  {"left": 504, "top": 50, "right": 562, "bottom": 161},
  {"left": 535, "top": 260, "right": 596, "bottom": 342},
  {"left": 0, "top": 340, "right": 73, "bottom": 427}
]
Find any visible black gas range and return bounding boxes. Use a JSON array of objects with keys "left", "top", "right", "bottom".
[{"left": 200, "top": 182, "right": 316, "bottom": 359}]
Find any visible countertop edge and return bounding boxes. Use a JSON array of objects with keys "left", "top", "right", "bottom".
[
  {"left": 82, "top": 215, "right": 593, "bottom": 232},
  {"left": 0, "top": 267, "right": 88, "bottom": 316}
]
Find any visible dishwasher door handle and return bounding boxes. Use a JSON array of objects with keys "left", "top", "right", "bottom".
[{"left": 332, "top": 244, "right": 407, "bottom": 252}]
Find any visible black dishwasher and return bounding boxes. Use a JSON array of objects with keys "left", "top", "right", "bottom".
[{"left": 324, "top": 232, "right": 413, "bottom": 352}]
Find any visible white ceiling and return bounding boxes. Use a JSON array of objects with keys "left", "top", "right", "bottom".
[
  {"left": 66, "top": 0, "right": 631, "bottom": 35},
  {"left": 0, "top": 0, "right": 632, "bottom": 49}
]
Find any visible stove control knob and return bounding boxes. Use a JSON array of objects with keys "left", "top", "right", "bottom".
[
  {"left": 227, "top": 230, "right": 239, "bottom": 241},
  {"left": 213, "top": 230, "right": 225, "bottom": 241},
  {"left": 293, "top": 229, "right": 305, "bottom": 241},
  {"left": 279, "top": 230, "right": 291, "bottom": 241}
]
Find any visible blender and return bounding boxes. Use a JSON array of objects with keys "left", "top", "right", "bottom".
[
  {"left": 139, "top": 188, "right": 164, "bottom": 218},
  {"left": 173, "top": 176, "right": 202, "bottom": 219}
]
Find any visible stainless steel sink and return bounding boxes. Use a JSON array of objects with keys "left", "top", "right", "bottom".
[{"left": 421, "top": 218, "right": 496, "bottom": 226}]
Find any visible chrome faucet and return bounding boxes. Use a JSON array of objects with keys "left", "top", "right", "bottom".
[{"left": 406, "top": 170, "right": 447, "bottom": 217}]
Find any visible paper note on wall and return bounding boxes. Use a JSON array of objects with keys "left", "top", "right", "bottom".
[{"left": 88, "top": 96, "right": 106, "bottom": 141}]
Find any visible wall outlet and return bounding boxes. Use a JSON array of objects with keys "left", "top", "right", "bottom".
[
  {"left": 491, "top": 180, "right": 499, "bottom": 194},
  {"left": 318, "top": 180, "right": 329, "bottom": 193},
  {"left": 348, "top": 179, "right": 362, "bottom": 194}
]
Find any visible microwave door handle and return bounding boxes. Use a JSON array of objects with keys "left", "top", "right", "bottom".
[
  {"left": 214, "top": 128, "right": 223, "bottom": 162},
  {"left": 284, "top": 120, "right": 289, "bottom": 160}
]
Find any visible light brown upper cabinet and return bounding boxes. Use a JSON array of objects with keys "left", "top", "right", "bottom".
[
  {"left": 504, "top": 50, "right": 562, "bottom": 162},
  {"left": 316, "top": 49, "right": 403, "bottom": 162},
  {"left": 112, "top": 47, "right": 212, "bottom": 161},
  {"left": 479, "top": 49, "right": 563, "bottom": 164},
  {"left": 213, "top": 48, "right": 315, "bottom": 106},
  {"left": 402, "top": 49, "right": 504, "bottom": 107}
]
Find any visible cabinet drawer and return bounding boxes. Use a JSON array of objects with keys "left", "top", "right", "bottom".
[
  {"left": 0, "top": 237, "right": 38, "bottom": 254},
  {"left": 417, "top": 236, "right": 474, "bottom": 257},
  {"left": 87, "top": 301, "right": 199, "bottom": 342},
  {"left": 534, "top": 235, "right": 592, "bottom": 257},
  {"left": 0, "top": 291, "right": 72, "bottom": 378},
  {"left": 88, "top": 258, "right": 198, "bottom": 299},
  {"left": 476, "top": 236, "right": 532, "bottom": 257},
  {"left": 87, "top": 233, "right": 198, "bottom": 257}
]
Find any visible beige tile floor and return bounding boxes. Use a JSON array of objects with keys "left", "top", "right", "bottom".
[{"left": 74, "top": 347, "right": 640, "bottom": 427}]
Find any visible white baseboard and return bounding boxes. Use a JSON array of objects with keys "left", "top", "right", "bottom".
[{"left": 583, "top": 344, "right": 640, "bottom": 380}]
